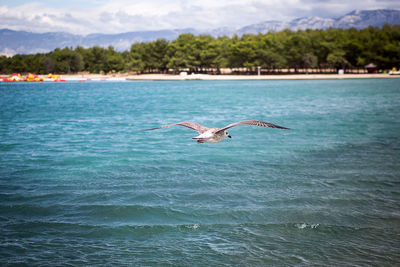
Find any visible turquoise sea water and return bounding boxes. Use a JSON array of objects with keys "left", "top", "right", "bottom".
[{"left": 1, "top": 79, "right": 400, "bottom": 266}]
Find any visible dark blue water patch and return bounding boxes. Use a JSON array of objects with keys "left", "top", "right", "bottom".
[{"left": 1, "top": 221, "right": 399, "bottom": 266}]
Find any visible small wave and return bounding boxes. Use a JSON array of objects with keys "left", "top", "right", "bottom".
[
  {"left": 183, "top": 223, "right": 200, "bottom": 230},
  {"left": 295, "top": 223, "right": 320, "bottom": 229}
]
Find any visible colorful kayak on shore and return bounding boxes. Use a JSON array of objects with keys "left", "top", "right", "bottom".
[{"left": 0, "top": 73, "right": 66, "bottom": 82}]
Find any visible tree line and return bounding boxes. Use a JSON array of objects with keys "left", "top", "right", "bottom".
[{"left": 1, "top": 24, "right": 399, "bottom": 75}]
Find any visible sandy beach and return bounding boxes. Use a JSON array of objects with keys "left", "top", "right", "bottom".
[{"left": 65, "top": 73, "right": 400, "bottom": 81}]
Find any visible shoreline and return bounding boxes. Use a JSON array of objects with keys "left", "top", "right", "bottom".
[
  {"left": 2, "top": 73, "right": 400, "bottom": 82},
  {"left": 124, "top": 73, "right": 400, "bottom": 81}
]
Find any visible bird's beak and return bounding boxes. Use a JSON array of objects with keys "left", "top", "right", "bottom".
[{"left": 228, "top": 135, "right": 232, "bottom": 138}]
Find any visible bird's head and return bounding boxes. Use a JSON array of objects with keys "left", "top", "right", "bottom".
[{"left": 225, "top": 131, "right": 232, "bottom": 138}]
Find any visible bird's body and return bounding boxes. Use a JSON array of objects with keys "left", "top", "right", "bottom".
[
  {"left": 145, "top": 120, "right": 289, "bottom": 143},
  {"left": 192, "top": 128, "right": 226, "bottom": 143}
]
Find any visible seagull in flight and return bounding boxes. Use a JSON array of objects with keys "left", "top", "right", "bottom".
[{"left": 145, "top": 120, "right": 289, "bottom": 143}]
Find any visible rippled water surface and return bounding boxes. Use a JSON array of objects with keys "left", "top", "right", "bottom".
[{"left": 1, "top": 79, "right": 400, "bottom": 266}]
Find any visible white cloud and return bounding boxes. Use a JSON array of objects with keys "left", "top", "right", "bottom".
[{"left": 0, "top": 0, "right": 399, "bottom": 34}]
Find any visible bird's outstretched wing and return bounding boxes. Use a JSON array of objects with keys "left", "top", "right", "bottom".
[
  {"left": 145, "top": 121, "right": 209, "bottom": 134},
  {"left": 217, "top": 120, "right": 289, "bottom": 133}
]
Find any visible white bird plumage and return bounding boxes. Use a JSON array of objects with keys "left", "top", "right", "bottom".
[{"left": 145, "top": 120, "right": 289, "bottom": 143}]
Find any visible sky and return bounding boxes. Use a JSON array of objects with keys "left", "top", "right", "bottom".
[{"left": 0, "top": 0, "right": 399, "bottom": 35}]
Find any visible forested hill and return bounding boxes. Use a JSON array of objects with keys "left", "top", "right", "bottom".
[
  {"left": 1, "top": 26, "right": 399, "bottom": 75},
  {"left": 1, "top": 9, "right": 399, "bottom": 55}
]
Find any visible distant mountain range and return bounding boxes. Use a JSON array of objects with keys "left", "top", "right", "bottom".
[
  {"left": 1, "top": 9, "right": 399, "bottom": 55},
  {"left": 235, "top": 9, "right": 400, "bottom": 35}
]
